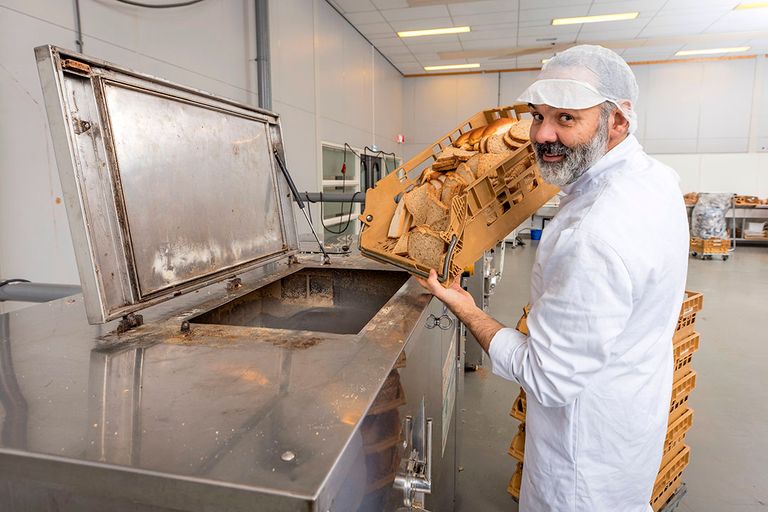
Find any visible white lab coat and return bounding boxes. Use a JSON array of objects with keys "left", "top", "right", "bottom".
[{"left": 489, "top": 135, "right": 689, "bottom": 512}]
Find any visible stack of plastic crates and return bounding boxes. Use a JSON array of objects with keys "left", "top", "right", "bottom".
[{"left": 505, "top": 292, "right": 703, "bottom": 511}]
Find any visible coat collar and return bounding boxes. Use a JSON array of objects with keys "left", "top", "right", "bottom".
[{"left": 559, "top": 134, "right": 641, "bottom": 198}]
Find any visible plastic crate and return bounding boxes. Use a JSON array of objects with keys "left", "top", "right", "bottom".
[
  {"left": 669, "top": 371, "right": 696, "bottom": 424},
  {"left": 673, "top": 332, "right": 699, "bottom": 381},
  {"left": 510, "top": 388, "right": 527, "bottom": 422},
  {"left": 674, "top": 291, "right": 703, "bottom": 342},
  {"left": 516, "top": 305, "right": 531, "bottom": 336},
  {"left": 508, "top": 422, "right": 526, "bottom": 462},
  {"left": 660, "top": 408, "right": 693, "bottom": 470},
  {"left": 690, "top": 238, "right": 730, "bottom": 260},
  {"left": 651, "top": 445, "right": 690, "bottom": 512},
  {"left": 507, "top": 461, "right": 523, "bottom": 500},
  {"left": 359, "top": 106, "right": 559, "bottom": 284}
]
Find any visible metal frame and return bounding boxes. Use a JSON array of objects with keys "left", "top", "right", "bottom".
[{"left": 35, "top": 45, "right": 299, "bottom": 324}]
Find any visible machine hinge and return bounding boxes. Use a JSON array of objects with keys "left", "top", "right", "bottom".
[{"left": 117, "top": 312, "right": 144, "bottom": 334}]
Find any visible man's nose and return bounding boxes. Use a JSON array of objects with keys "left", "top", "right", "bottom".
[{"left": 532, "top": 120, "right": 558, "bottom": 144}]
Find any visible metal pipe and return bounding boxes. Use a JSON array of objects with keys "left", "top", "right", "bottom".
[
  {"left": 73, "top": 0, "right": 83, "bottom": 53},
  {"left": 255, "top": 0, "right": 271, "bottom": 110},
  {"left": 297, "top": 192, "right": 366, "bottom": 203},
  {"left": 0, "top": 283, "right": 81, "bottom": 303}
]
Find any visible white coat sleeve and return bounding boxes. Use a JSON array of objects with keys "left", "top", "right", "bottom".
[{"left": 488, "top": 227, "right": 633, "bottom": 407}]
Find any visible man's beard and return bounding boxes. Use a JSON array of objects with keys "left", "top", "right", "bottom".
[{"left": 532, "top": 117, "right": 609, "bottom": 187}]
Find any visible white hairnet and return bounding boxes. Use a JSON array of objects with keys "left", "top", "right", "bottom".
[{"left": 517, "top": 45, "right": 639, "bottom": 134}]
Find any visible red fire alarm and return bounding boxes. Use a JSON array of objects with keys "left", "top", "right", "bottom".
[{"left": 395, "top": 134, "right": 405, "bottom": 144}]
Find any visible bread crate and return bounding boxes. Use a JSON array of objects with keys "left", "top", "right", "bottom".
[
  {"left": 651, "top": 445, "right": 690, "bottom": 512},
  {"left": 510, "top": 388, "right": 527, "bottom": 422},
  {"left": 359, "top": 106, "right": 559, "bottom": 284},
  {"left": 669, "top": 371, "right": 696, "bottom": 424},
  {"left": 660, "top": 408, "right": 693, "bottom": 470},
  {"left": 690, "top": 237, "right": 730, "bottom": 260},
  {"left": 673, "top": 332, "right": 699, "bottom": 381},
  {"left": 507, "top": 461, "right": 523, "bottom": 500},
  {"left": 674, "top": 291, "right": 703, "bottom": 342},
  {"left": 508, "top": 422, "right": 526, "bottom": 462}
]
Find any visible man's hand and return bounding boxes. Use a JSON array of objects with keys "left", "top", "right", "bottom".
[
  {"left": 415, "top": 269, "right": 475, "bottom": 314},
  {"left": 415, "top": 269, "right": 506, "bottom": 353}
]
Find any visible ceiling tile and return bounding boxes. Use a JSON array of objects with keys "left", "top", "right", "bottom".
[
  {"left": 638, "top": 24, "right": 713, "bottom": 39},
  {"left": 460, "top": 38, "right": 517, "bottom": 50},
  {"left": 459, "top": 28, "right": 517, "bottom": 41},
  {"left": 332, "top": 0, "right": 378, "bottom": 13},
  {"left": 379, "top": 5, "right": 451, "bottom": 22},
  {"left": 356, "top": 22, "right": 395, "bottom": 35},
  {"left": 519, "top": 5, "right": 592, "bottom": 22},
  {"left": 587, "top": 0, "right": 666, "bottom": 14},
  {"left": 395, "top": 33, "right": 460, "bottom": 45},
  {"left": 388, "top": 17, "right": 454, "bottom": 31},
  {"left": 451, "top": 12, "right": 518, "bottom": 25},
  {"left": 448, "top": 0, "right": 519, "bottom": 16},
  {"left": 403, "top": 40, "right": 464, "bottom": 52},
  {"left": 344, "top": 11, "right": 386, "bottom": 24},
  {"left": 371, "top": 0, "right": 409, "bottom": 8},
  {"left": 520, "top": 0, "right": 590, "bottom": 9}
]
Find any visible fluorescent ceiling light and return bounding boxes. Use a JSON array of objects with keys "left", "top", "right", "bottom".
[
  {"left": 423, "top": 63, "right": 480, "bottom": 71},
  {"left": 552, "top": 12, "right": 639, "bottom": 26},
  {"left": 735, "top": 2, "right": 768, "bottom": 9},
  {"left": 398, "top": 26, "right": 470, "bottom": 38},
  {"left": 675, "top": 46, "right": 750, "bottom": 56}
]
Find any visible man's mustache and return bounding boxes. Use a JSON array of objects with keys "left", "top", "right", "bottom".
[{"left": 534, "top": 141, "right": 570, "bottom": 158}]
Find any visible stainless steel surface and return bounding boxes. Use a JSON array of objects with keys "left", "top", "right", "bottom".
[
  {"left": 35, "top": 45, "right": 298, "bottom": 324},
  {"left": 0, "top": 254, "right": 461, "bottom": 511},
  {"left": 0, "top": 282, "right": 81, "bottom": 303},
  {"left": 463, "top": 260, "right": 485, "bottom": 370}
]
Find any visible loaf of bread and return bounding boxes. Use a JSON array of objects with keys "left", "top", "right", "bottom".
[
  {"left": 467, "top": 126, "right": 486, "bottom": 146},
  {"left": 408, "top": 226, "right": 445, "bottom": 270},
  {"left": 482, "top": 118, "right": 516, "bottom": 138}
]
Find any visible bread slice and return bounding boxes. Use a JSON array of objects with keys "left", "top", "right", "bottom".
[
  {"left": 440, "top": 174, "right": 466, "bottom": 207},
  {"left": 509, "top": 119, "right": 532, "bottom": 142},
  {"left": 438, "top": 146, "right": 476, "bottom": 161},
  {"left": 424, "top": 194, "right": 450, "bottom": 231},
  {"left": 394, "top": 230, "right": 409, "bottom": 255},
  {"left": 428, "top": 178, "right": 444, "bottom": 198},
  {"left": 477, "top": 153, "right": 507, "bottom": 180},
  {"left": 487, "top": 134, "right": 510, "bottom": 154},
  {"left": 465, "top": 154, "right": 481, "bottom": 174},
  {"left": 404, "top": 185, "right": 430, "bottom": 226},
  {"left": 432, "top": 156, "right": 459, "bottom": 171},
  {"left": 387, "top": 198, "right": 408, "bottom": 238},
  {"left": 455, "top": 163, "right": 476, "bottom": 185},
  {"left": 408, "top": 226, "right": 446, "bottom": 270},
  {"left": 503, "top": 132, "right": 521, "bottom": 150}
]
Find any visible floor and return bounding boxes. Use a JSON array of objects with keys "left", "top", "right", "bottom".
[{"left": 456, "top": 241, "right": 768, "bottom": 512}]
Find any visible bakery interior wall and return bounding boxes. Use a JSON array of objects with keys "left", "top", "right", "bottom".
[
  {"left": 0, "top": 0, "right": 404, "bottom": 312},
  {"left": 270, "top": 0, "right": 404, "bottom": 250},
  {"left": 403, "top": 55, "right": 768, "bottom": 198}
]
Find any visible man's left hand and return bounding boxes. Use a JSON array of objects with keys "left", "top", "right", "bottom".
[{"left": 415, "top": 269, "right": 476, "bottom": 315}]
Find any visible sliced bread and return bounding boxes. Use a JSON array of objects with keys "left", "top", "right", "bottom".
[{"left": 408, "top": 226, "right": 446, "bottom": 270}]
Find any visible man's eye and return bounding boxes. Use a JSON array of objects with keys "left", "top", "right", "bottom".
[
  {"left": 559, "top": 113, "right": 574, "bottom": 122},
  {"left": 531, "top": 113, "right": 543, "bottom": 122}
]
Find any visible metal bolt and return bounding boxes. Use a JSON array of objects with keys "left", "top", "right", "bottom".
[
  {"left": 180, "top": 321, "right": 190, "bottom": 333},
  {"left": 281, "top": 450, "right": 295, "bottom": 462},
  {"left": 365, "top": 215, "right": 373, "bottom": 222}
]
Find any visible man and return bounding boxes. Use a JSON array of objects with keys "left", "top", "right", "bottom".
[{"left": 418, "top": 45, "right": 689, "bottom": 511}]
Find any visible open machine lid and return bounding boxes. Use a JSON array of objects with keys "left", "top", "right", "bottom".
[{"left": 35, "top": 45, "right": 299, "bottom": 324}]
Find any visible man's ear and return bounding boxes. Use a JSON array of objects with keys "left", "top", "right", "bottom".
[{"left": 608, "top": 109, "right": 630, "bottom": 142}]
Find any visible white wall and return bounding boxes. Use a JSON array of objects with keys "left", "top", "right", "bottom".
[
  {"left": 0, "top": 0, "right": 404, "bottom": 312},
  {"left": 0, "top": 0, "right": 258, "bottom": 313},
  {"left": 270, "top": 0, "right": 404, "bottom": 242},
  {"left": 402, "top": 56, "right": 768, "bottom": 193}
]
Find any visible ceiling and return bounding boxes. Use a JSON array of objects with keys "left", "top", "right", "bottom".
[{"left": 327, "top": 0, "right": 768, "bottom": 75}]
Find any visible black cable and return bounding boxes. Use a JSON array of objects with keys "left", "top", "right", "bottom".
[
  {"left": 114, "top": 0, "right": 204, "bottom": 8},
  {"left": 0, "top": 279, "right": 30, "bottom": 288}
]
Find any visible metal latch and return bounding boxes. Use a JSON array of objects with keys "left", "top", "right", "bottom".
[{"left": 394, "top": 409, "right": 433, "bottom": 511}]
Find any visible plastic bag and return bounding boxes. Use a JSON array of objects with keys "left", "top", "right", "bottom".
[{"left": 691, "top": 193, "right": 732, "bottom": 239}]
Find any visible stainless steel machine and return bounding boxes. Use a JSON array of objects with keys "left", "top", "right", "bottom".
[
  {"left": 0, "top": 46, "right": 461, "bottom": 512},
  {"left": 463, "top": 242, "right": 505, "bottom": 370}
]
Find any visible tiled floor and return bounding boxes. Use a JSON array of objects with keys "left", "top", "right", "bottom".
[{"left": 457, "top": 242, "right": 768, "bottom": 511}]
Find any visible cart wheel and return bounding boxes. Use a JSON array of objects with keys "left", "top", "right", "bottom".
[
  {"left": 722, "top": 255, "right": 729, "bottom": 261},
  {"left": 691, "top": 252, "right": 698, "bottom": 257},
  {"left": 704, "top": 255, "right": 712, "bottom": 260}
]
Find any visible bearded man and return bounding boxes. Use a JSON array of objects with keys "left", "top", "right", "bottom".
[{"left": 418, "top": 45, "right": 689, "bottom": 511}]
